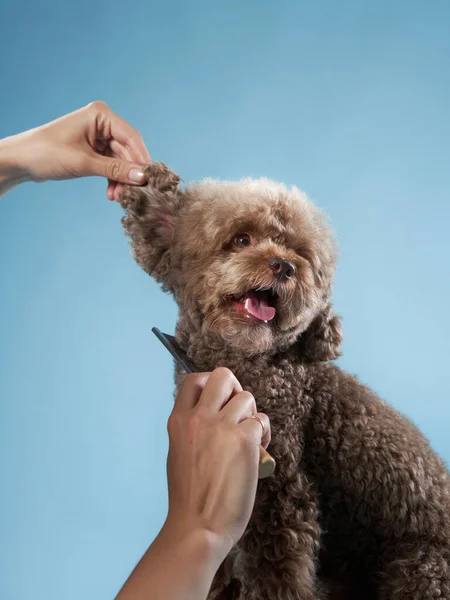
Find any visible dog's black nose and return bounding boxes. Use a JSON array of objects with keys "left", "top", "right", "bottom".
[{"left": 269, "top": 258, "right": 296, "bottom": 281}]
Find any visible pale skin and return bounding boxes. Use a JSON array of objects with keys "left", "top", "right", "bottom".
[
  {"left": 116, "top": 369, "right": 270, "bottom": 600},
  {"left": 0, "top": 103, "right": 272, "bottom": 600},
  {"left": 0, "top": 100, "right": 151, "bottom": 200}
]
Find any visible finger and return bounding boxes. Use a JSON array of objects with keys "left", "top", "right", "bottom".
[
  {"left": 97, "top": 103, "right": 152, "bottom": 163},
  {"left": 220, "top": 390, "right": 257, "bottom": 423},
  {"left": 106, "top": 145, "right": 127, "bottom": 202},
  {"left": 239, "top": 412, "right": 271, "bottom": 447},
  {"left": 254, "top": 412, "right": 271, "bottom": 449},
  {"left": 97, "top": 141, "right": 142, "bottom": 185},
  {"left": 103, "top": 142, "right": 131, "bottom": 200},
  {"left": 174, "top": 372, "right": 211, "bottom": 412},
  {"left": 106, "top": 182, "right": 115, "bottom": 200},
  {"left": 198, "top": 367, "right": 242, "bottom": 412},
  {"left": 88, "top": 154, "right": 147, "bottom": 185},
  {"left": 109, "top": 122, "right": 151, "bottom": 163},
  {"left": 109, "top": 139, "right": 133, "bottom": 161},
  {"left": 113, "top": 183, "right": 125, "bottom": 202},
  {"left": 124, "top": 134, "right": 151, "bottom": 164},
  {"left": 110, "top": 120, "right": 150, "bottom": 162}
]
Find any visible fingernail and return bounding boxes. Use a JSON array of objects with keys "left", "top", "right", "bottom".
[{"left": 128, "top": 168, "right": 145, "bottom": 184}]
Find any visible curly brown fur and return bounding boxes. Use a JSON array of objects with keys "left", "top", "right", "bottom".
[{"left": 120, "top": 163, "right": 450, "bottom": 599}]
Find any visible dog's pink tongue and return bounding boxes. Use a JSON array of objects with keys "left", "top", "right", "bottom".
[{"left": 243, "top": 291, "right": 276, "bottom": 322}]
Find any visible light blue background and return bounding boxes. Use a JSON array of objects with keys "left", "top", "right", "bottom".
[{"left": 1, "top": 1, "right": 449, "bottom": 598}]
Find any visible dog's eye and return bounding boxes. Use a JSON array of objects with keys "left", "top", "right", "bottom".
[{"left": 233, "top": 233, "right": 251, "bottom": 248}]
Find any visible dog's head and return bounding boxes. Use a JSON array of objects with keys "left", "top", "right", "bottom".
[{"left": 121, "top": 164, "right": 342, "bottom": 360}]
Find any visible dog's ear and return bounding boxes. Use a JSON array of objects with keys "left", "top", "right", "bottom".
[
  {"left": 295, "top": 304, "right": 343, "bottom": 362},
  {"left": 120, "top": 162, "right": 183, "bottom": 287}
]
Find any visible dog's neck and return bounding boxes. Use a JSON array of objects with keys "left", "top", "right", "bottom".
[
  {"left": 174, "top": 315, "right": 290, "bottom": 383},
  {"left": 173, "top": 314, "right": 314, "bottom": 422}
]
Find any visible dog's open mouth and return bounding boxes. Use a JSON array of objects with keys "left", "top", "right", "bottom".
[{"left": 231, "top": 289, "right": 278, "bottom": 322}]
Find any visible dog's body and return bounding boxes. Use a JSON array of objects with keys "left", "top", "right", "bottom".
[{"left": 120, "top": 163, "right": 450, "bottom": 599}]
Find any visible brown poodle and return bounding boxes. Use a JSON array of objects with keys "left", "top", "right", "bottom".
[{"left": 120, "top": 162, "right": 450, "bottom": 600}]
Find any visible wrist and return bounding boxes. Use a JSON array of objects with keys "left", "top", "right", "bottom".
[
  {"left": 0, "top": 133, "right": 32, "bottom": 195},
  {"left": 115, "top": 519, "right": 232, "bottom": 600},
  {"left": 161, "top": 516, "right": 233, "bottom": 570}
]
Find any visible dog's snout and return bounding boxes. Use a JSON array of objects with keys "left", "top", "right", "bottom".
[{"left": 269, "top": 258, "right": 296, "bottom": 281}]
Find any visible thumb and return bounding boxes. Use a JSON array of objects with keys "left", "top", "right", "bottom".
[{"left": 89, "top": 155, "right": 147, "bottom": 185}]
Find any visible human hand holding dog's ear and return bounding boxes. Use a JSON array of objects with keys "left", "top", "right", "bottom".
[{"left": 0, "top": 101, "right": 151, "bottom": 200}]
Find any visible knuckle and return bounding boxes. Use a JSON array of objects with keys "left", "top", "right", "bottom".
[
  {"left": 185, "top": 372, "right": 202, "bottom": 384},
  {"left": 107, "top": 160, "right": 123, "bottom": 181},
  {"left": 214, "top": 366, "right": 234, "bottom": 381},
  {"left": 167, "top": 413, "right": 174, "bottom": 432},
  {"left": 87, "top": 100, "right": 108, "bottom": 113},
  {"left": 166, "top": 417, "right": 175, "bottom": 437},
  {"left": 167, "top": 411, "right": 181, "bottom": 435},
  {"left": 256, "top": 411, "right": 268, "bottom": 426},
  {"left": 130, "top": 130, "right": 143, "bottom": 143},
  {"left": 238, "top": 390, "right": 256, "bottom": 410},
  {"left": 182, "top": 372, "right": 205, "bottom": 390}
]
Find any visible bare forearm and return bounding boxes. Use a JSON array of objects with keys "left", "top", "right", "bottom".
[
  {"left": 115, "top": 521, "right": 227, "bottom": 600},
  {"left": 0, "top": 134, "right": 31, "bottom": 198}
]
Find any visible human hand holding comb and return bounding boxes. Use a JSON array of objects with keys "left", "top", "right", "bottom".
[
  {"left": 152, "top": 328, "right": 276, "bottom": 479},
  {"left": 116, "top": 367, "right": 273, "bottom": 599}
]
